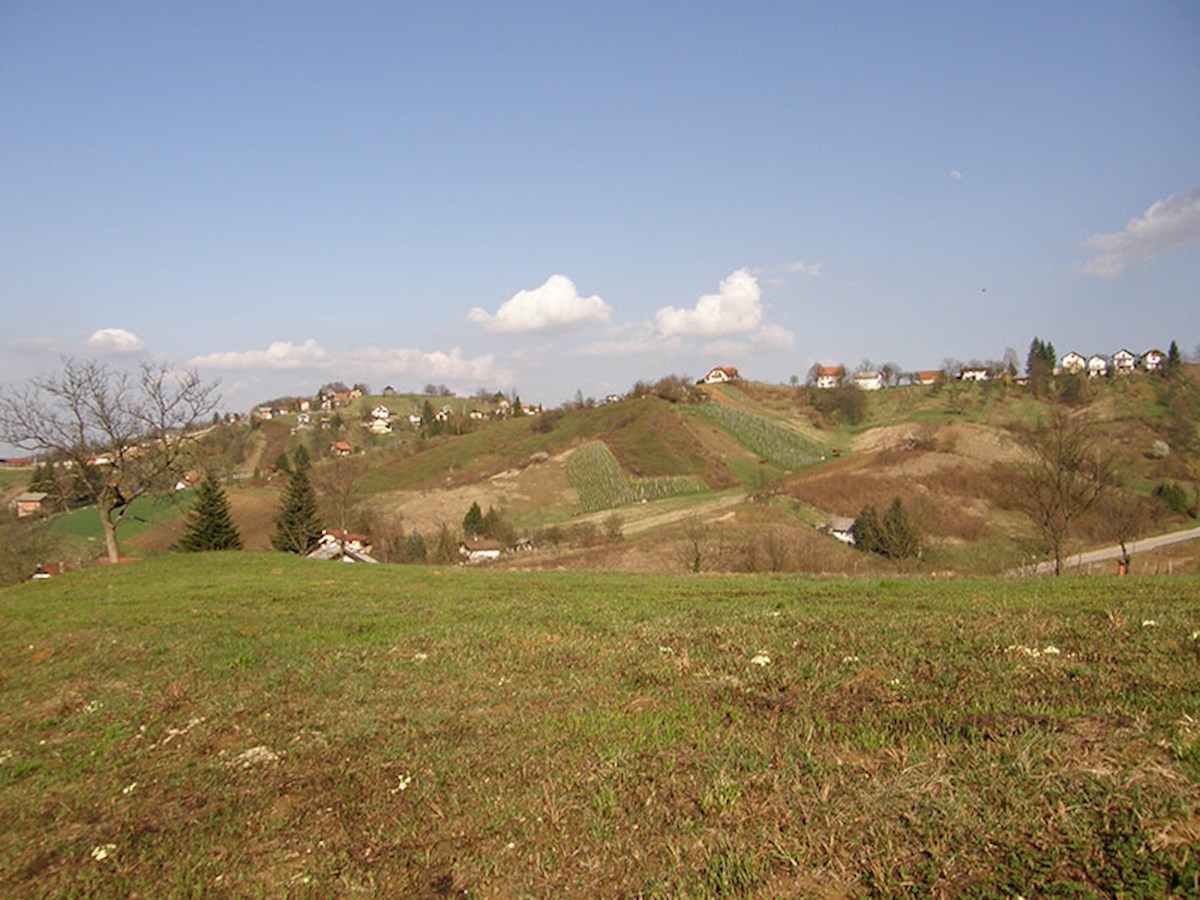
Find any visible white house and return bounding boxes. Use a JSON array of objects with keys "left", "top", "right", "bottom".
[
  {"left": 820, "top": 516, "right": 856, "bottom": 546},
  {"left": 459, "top": 539, "right": 504, "bottom": 564},
  {"left": 1059, "top": 351, "right": 1087, "bottom": 374},
  {"left": 959, "top": 368, "right": 990, "bottom": 382},
  {"left": 370, "top": 405, "right": 390, "bottom": 420},
  {"left": 367, "top": 419, "right": 392, "bottom": 435},
  {"left": 1112, "top": 349, "right": 1136, "bottom": 375},
  {"left": 1142, "top": 349, "right": 1165, "bottom": 372},
  {"left": 703, "top": 366, "right": 739, "bottom": 384},
  {"left": 1087, "top": 355, "right": 1108, "bottom": 378},
  {"left": 815, "top": 366, "right": 845, "bottom": 389},
  {"left": 853, "top": 371, "right": 884, "bottom": 391}
]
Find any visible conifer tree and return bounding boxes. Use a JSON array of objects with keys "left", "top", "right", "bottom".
[
  {"left": 271, "top": 466, "right": 322, "bottom": 554},
  {"left": 179, "top": 475, "right": 242, "bottom": 552},
  {"left": 850, "top": 505, "right": 882, "bottom": 554},
  {"left": 462, "top": 501, "right": 484, "bottom": 538},
  {"left": 881, "top": 496, "right": 919, "bottom": 559}
]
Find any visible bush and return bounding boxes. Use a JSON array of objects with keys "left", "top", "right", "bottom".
[
  {"left": 1153, "top": 482, "right": 1194, "bottom": 517},
  {"left": 852, "top": 497, "right": 920, "bottom": 559}
]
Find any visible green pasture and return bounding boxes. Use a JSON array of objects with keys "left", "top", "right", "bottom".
[
  {"left": 1, "top": 556, "right": 1198, "bottom": 896},
  {"left": 45, "top": 490, "right": 193, "bottom": 542}
]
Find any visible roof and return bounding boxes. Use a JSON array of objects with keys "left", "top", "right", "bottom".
[
  {"left": 460, "top": 539, "right": 504, "bottom": 552},
  {"left": 817, "top": 365, "right": 845, "bottom": 377},
  {"left": 825, "top": 516, "right": 856, "bottom": 533},
  {"left": 15, "top": 492, "right": 49, "bottom": 502}
]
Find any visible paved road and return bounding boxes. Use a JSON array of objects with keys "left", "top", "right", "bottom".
[{"left": 1017, "top": 525, "right": 1200, "bottom": 575}]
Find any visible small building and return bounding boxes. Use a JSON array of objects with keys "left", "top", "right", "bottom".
[
  {"left": 959, "top": 367, "right": 990, "bottom": 382},
  {"left": 703, "top": 365, "right": 740, "bottom": 384},
  {"left": 307, "top": 531, "right": 378, "bottom": 563},
  {"left": 370, "top": 405, "right": 390, "bottom": 420},
  {"left": 1087, "top": 355, "right": 1109, "bottom": 379},
  {"left": 819, "top": 516, "right": 856, "bottom": 546},
  {"left": 330, "top": 441, "right": 353, "bottom": 457},
  {"left": 816, "top": 365, "right": 845, "bottom": 389},
  {"left": 853, "top": 371, "right": 884, "bottom": 391},
  {"left": 1059, "top": 352, "right": 1087, "bottom": 375},
  {"left": 367, "top": 419, "right": 392, "bottom": 435},
  {"left": 382, "top": 386, "right": 397, "bottom": 396},
  {"left": 459, "top": 539, "right": 504, "bottom": 564},
  {"left": 915, "top": 370, "right": 945, "bottom": 385},
  {"left": 14, "top": 492, "right": 48, "bottom": 518},
  {"left": 1142, "top": 349, "right": 1165, "bottom": 372},
  {"left": 1112, "top": 349, "right": 1137, "bottom": 375}
]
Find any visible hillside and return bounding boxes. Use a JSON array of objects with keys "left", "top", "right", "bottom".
[{"left": 9, "top": 367, "right": 1200, "bottom": 578}]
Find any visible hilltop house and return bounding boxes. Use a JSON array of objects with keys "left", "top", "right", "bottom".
[
  {"left": 307, "top": 530, "right": 377, "bottom": 563},
  {"left": 853, "top": 371, "right": 884, "bottom": 391},
  {"left": 915, "top": 370, "right": 945, "bottom": 385},
  {"left": 1059, "top": 352, "right": 1087, "bottom": 375},
  {"left": 13, "top": 492, "right": 48, "bottom": 518},
  {"left": 819, "top": 516, "right": 856, "bottom": 546},
  {"left": 1142, "top": 349, "right": 1165, "bottom": 372},
  {"left": 1087, "top": 355, "right": 1109, "bottom": 378},
  {"left": 703, "top": 366, "right": 739, "bottom": 384},
  {"left": 816, "top": 366, "right": 845, "bottom": 389},
  {"left": 1112, "top": 349, "right": 1136, "bottom": 374},
  {"left": 330, "top": 441, "right": 353, "bottom": 457},
  {"left": 959, "top": 367, "right": 990, "bottom": 382}
]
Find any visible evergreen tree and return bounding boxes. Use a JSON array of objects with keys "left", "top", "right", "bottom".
[
  {"left": 881, "top": 497, "right": 919, "bottom": 559},
  {"left": 1167, "top": 340, "right": 1182, "bottom": 375},
  {"left": 271, "top": 466, "right": 322, "bottom": 554},
  {"left": 850, "top": 505, "right": 882, "bottom": 554},
  {"left": 273, "top": 452, "right": 291, "bottom": 474},
  {"left": 178, "top": 475, "right": 242, "bottom": 552},
  {"left": 462, "top": 501, "right": 484, "bottom": 538},
  {"left": 292, "top": 443, "right": 310, "bottom": 471}
]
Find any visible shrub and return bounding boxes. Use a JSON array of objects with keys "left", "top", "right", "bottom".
[{"left": 1153, "top": 482, "right": 1194, "bottom": 517}]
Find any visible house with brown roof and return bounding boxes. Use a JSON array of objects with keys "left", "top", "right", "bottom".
[
  {"left": 703, "top": 365, "right": 740, "bottom": 384},
  {"left": 815, "top": 365, "right": 845, "bottom": 389},
  {"left": 915, "top": 370, "right": 945, "bottom": 385}
]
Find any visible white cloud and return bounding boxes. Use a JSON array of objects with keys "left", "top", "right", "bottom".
[
  {"left": 188, "top": 339, "right": 329, "bottom": 370},
  {"left": 468, "top": 274, "right": 611, "bottom": 333},
  {"left": 1081, "top": 185, "right": 1200, "bottom": 278},
  {"left": 786, "top": 260, "right": 823, "bottom": 277},
  {"left": 655, "top": 269, "right": 764, "bottom": 338},
  {"left": 949, "top": 170, "right": 963, "bottom": 181},
  {"left": 753, "top": 324, "right": 795, "bottom": 349},
  {"left": 86, "top": 328, "right": 145, "bottom": 354},
  {"left": 7, "top": 337, "right": 59, "bottom": 354},
  {"left": 355, "top": 346, "right": 509, "bottom": 383}
]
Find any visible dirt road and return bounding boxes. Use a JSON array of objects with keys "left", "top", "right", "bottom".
[{"left": 1018, "top": 525, "right": 1200, "bottom": 575}]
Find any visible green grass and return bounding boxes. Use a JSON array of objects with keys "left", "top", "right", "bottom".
[
  {"left": 2, "top": 554, "right": 1198, "bottom": 896},
  {"left": 45, "top": 491, "right": 193, "bottom": 542}
]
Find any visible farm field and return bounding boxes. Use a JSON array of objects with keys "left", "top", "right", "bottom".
[{"left": 2, "top": 555, "right": 1198, "bottom": 896}]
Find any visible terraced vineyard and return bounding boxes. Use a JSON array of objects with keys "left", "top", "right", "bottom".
[
  {"left": 694, "top": 404, "right": 827, "bottom": 470},
  {"left": 565, "top": 441, "right": 707, "bottom": 512}
]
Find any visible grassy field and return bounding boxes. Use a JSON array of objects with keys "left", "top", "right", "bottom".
[
  {"left": 45, "top": 491, "right": 195, "bottom": 543},
  {"left": 2, "top": 555, "right": 1198, "bottom": 897}
]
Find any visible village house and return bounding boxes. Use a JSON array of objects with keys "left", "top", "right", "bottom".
[
  {"left": 370, "top": 405, "right": 390, "bottom": 420},
  {"left": 959, "top": 367, "right": 990, "bottom": 382},
  {"left": 1087, "top": 355, "right": 1109, "bottom": 378},
  {"left": 915, "top": 370, "right": 945, "bottom": 385},
  {"left": 1111, "top": 349, "right": 1137, "bottom": 375},
  {"left": 819, "top": 516, "right": 856, "bottom": 546},
  {"left": 815, "top": 365, "right": 845, "bottom": 389},
  {"left": 853, "top": 370, "right": 884, "bottom": 391},
  {"left": 459, "top": 539, "right": 504, "bottom": 564},
  {"left": 1059, "top": 351, "right": 1087, "bottom": 375},
  {"left": 367, "top": 419, "right": 392, "bottom": 435},
  {"left": 1142, "top": 349, "right": 1165, "bottom": 372},
  {"left": 330, "top": 441, "right": 353, "bottom": 457},
  {"left": 703, "top": 365, "right": 739, "bottom": 384},
  {"left": 307, "top": 530, "right": 377, "bottom": 563}
]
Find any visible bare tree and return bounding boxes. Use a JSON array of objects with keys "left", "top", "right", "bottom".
[
  {"left": 1011, "top": 407, "right": 1112, "bottom": 575},
  {"left": 0, "top": 358, "right": 219, "bottom": 562},
  {"left": 311, "top": 454, "right": 368, "bottom": 552}
]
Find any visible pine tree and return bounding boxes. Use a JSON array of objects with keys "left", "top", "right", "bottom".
[
  {"left": 292, "top": 444, "right": 310, "bottom": 471},
  {"left": 851, "top": 505, "right": 882, "bottom": 554},
  {"left": 178, "top": 475, "right": 242, "bottom": 552},
  {"left": 881, "top": 496, "right": 920, "bottom": 559},
  {"left": 463, "top": 501, "right": 484, "bottom": 538},
  {"left": 271, "top": 466, "right": 322, "bottom": 554}
]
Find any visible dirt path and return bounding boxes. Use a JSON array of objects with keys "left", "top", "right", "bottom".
[{"left": 573, "top": 490, "right": 748, "bottom": 536}]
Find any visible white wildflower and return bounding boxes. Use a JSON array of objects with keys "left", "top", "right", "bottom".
[
  {"left": 750, "top": 653, "right": 771, "bottom": 667},
  {"left": 389, "top": 773, "right": 412, "bottom": 795},
  {"left": 412, "top": 652, "right": 429, "bottom": 662},
  {"left": 83, "top": 700, "right": 103, "bottom": 714},
  {"left": 0, "top": 749, "right": 12, "bottom": 765},
  {"left": 1191, "top": 631, "right": 1199, "bottom": 641},
  {"left": 841, "top": 655, "right": 860, "bottom": 664},
  {"left": 886, "top": 678, "right": 903, "bottom": 687},
  {"left": 1142, "top": 619, "right": 1159, "bottom": 628},
  {"left": 121, "top": 782, "right": 138, "bottom": 795},
  {"left": 658, "top": 646, "right": 674, "bottom": 655},
  {"left": 91, "top": 844, "right": 117, "bottom": 862},
  {"left": 505, "top": 841, "right": 516, "bottom": 850},
  {"left": 1042, "top": 646, "right": 1061, "bottom": 656},
  {"left": 769, "top": 611, "right": 782, "bottom": 618}
]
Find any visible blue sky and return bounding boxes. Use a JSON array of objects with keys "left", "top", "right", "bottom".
[{"left": 2, "top": 1, "right": 1198, "bottom": 413}]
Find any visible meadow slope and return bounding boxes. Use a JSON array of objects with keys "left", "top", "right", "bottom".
[{"left": 2, "top": 555, "right": 1199, "bottom": 896}]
